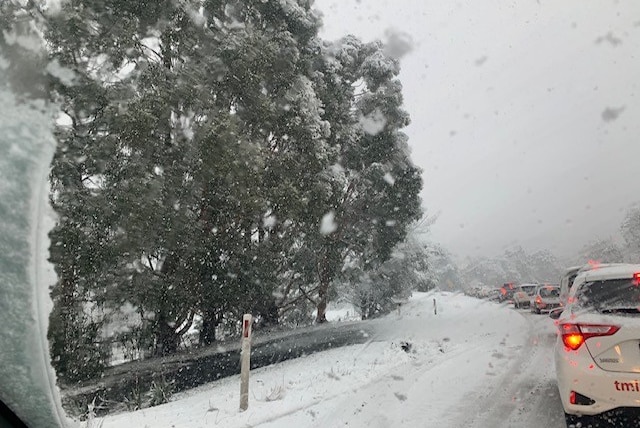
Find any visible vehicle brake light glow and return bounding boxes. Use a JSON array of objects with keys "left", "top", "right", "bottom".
[
  {"left": 633, "top": 272, "right": 640, "bottom": 286},
  {"left": 564, "top": 333, "right": 584, "bottom": 350},
  {"left": 560, "top": 323, "right": 620, "bottom": 351},
  {"left": 569, "top": 390, "right": 576, "bottom": 405}
]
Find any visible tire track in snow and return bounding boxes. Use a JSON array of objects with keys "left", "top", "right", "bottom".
[
  {"left": 449, "top": 311, "right": 565, "bottom": 428},
  {"left": 302, "top": 294, "right": 539, "bottom": 427},
  {"left": 285, "top": 331, "right": 529, "bottom": 427},
  {"left": 253, "top": 340, "right": 477, "bottom": 428}
]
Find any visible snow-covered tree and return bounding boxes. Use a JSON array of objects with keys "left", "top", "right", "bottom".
[
  {"left": 621, "top": 205, "right": 640, "bottom": 262},
  {"left": 42, "top": 0, "right": 422, "bottom": 381},
  {"left": 291, "top": 37, "right": 423, "bottom": 323},
  {"left": 420, "top": 242, "right": 462, "bottom": 291},
  {"left": 341, "top": 237, "right": 420, "bottom": 320},
  {"left": 461, "top": 256, "right": 510, "bottom": 288},
  {"left": 577, "top": 238, "right": 624, "bottom": 265},
  {"left": 461, "top": 246, "right": 562, "bottom": 289}
]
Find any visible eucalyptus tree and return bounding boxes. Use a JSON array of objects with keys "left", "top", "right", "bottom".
[{"left": 44, "top": 0, "right": 422, "bottom": 384}]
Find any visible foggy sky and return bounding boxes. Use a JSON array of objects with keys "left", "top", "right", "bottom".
[{"left": 315, "top": 0, "right": 640, "bottom": 260}]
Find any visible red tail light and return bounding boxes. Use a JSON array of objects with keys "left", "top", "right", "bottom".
[
  {"left": 535, "top": 295, "right": 542, "bottom": 304},
  {"left": 560, "top": 323, "right": 620, "bottom": 351}
]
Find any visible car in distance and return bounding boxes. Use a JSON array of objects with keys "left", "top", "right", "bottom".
[
  {"left": 531, "top": 284, "right": 560, "bottom": 314},
  {"left": 559, "top": 265, "right": 584, "bottom": 306},
  {"left": 513, "top": 283, "right": 538, "bottom": 309},
  {"left": 486, "top": 288, "right": 502, "bottom": 302},
  {"left": 559, "top": 263, "right": 628, "bottom": 306},
  {"left": 498, "top": 282, "right": 517, "bottom": 303},
  {"left": 553, "top": 264, "right": 640, "bottom": 427}
]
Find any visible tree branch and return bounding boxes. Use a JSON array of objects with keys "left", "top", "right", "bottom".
[
  {"left": 298, "top": 284, "right": 318, "bottom": 306},
  {"left": 175, "top": 310, "right": 195, "bottom": 336},
  {"left": 277, "top": 284, "right": 322, "bottom": 314}
]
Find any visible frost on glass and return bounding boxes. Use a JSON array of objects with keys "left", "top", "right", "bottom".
[{"left": 0, "top": 24, "right": 71, "bottom": 428}]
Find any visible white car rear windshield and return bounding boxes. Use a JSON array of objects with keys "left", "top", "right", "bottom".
[
  {"left": 576, "top": 279, "right": 640, "bottom": 314},
  {"left": 539, "top": 287, "right": 559, "bottom": 298}
]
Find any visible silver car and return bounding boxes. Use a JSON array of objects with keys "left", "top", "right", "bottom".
[{"left": 531, "top": 284, "right": 560, "bottom": 314}]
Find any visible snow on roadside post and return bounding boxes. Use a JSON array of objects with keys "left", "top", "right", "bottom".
[{"left": 239, "top": 314, "right": 252, "bottom": 411}]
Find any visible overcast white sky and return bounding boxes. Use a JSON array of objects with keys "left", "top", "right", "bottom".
[{"left": 315, "top": 0, "right": 640, "bottom": 260}]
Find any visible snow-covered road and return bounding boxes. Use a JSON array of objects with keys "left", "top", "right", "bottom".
[
  {"left": 451, "top": 304, "right": 566, "bottom": 428},
  {"left": 97, "top": 292, "right": 566, "bottom": 428}
]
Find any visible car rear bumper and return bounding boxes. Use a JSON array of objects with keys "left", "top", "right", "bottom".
[
  {"left": 556, "top": 341, "right": 640, "bottom": 415},
  {"left": 534, "top": 301, "right": 561, "bottom": 312}
]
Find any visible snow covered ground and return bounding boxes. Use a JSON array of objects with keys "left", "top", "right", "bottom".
[
  {"left": 96, "top": 291, "right": 563, "bottom": 428},
  {"left": 314, "top": 302, "right": 361, "bottom": 322}
]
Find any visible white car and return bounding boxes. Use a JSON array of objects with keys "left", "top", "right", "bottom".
[
  {"left": 559, "top": 263, "right": 628, "bottom": 306},
  {"left": 513, "top": 283, "right": 538, "bottom": 309},
  {"left": 530, "top": 284, "right": 560, "bottom": 314},
  {"left": 559, "top": 265, "right": 584, "bottom": 306},
  {"left": 553, "top": 263, "right": 640, "bottom": 427}
]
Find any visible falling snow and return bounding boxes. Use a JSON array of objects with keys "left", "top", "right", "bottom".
[
  {"left": 601, "top": 106, "right": 625, "bottom": 122},
  {"left": 320, "top": 211, "right": 338, "bottom": 235},
  {"left": 263, "top": 214, "right": 277, "bottom": 229},
  {"left": 359, "top": 108, "right": 387, "bottom": 136}
]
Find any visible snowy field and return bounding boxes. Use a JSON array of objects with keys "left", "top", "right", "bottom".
[{"left": 96, "top": 291, "right": 559, "bottom": 428}]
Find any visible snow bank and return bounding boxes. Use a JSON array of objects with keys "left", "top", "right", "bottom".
[{"left": 97, "top": 291, "right": 529, "bottom": 428}]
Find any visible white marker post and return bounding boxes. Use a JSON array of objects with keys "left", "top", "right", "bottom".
[{"left": 239, "top": 314, "right": 252, "bottom": 411}]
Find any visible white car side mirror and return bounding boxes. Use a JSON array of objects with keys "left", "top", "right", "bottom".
[{"left": 549, "top": 307, "right": 563, "bottom": 320}]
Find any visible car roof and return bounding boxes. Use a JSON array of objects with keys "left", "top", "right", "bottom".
[
  {"left": 563, "top": 265, "right": 584, "bottom": 275},
  {"left": 575, "top": 263, "right": 640, "bottom": 282},
  {"left": 536, "top": 283, "right": 559, "bottom": 290}
]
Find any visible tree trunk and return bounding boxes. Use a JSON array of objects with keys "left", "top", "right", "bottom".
[
  {"left": 256, "top": 300, "right": 279, "bottom": 328},
  {"left": 315, "top": 279, "right": 329, "bottom": 323},
  {"left": 199, "top": 310, "right": 217, "bottom": 346},
  {"left": 315, "top": 249, "right": 334, "bottom": 324},
  {"left": 360, "top": 302, "right": 368, "bottom": 320},
  {"left": 154, "top": 313, "right": 180, "bottom": 356}
]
